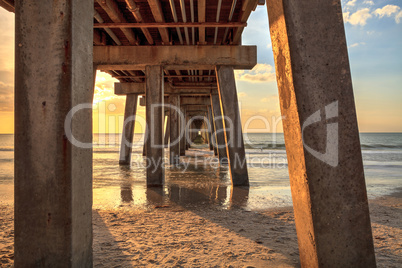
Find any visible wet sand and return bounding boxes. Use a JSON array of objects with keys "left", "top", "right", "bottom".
[
  {"left": 0, "top": 189, "right": 401, "bottom": 267},
  {"left": 0, "top": 148, "right": 401, "bottom": 267}
]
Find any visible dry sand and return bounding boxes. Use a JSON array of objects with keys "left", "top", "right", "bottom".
[{"left": 1, "top": 190, "right": 401, "bottom": 267}]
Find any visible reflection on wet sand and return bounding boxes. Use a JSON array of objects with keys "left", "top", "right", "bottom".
[
  {"left": 140, "top": 184, "right": 249, "bottom": 210},
  {"left": 120, "top": 184, "right": 133, "bottom": 203},
  {"left": 117, "top": 150, "right": 251, "bottom": 210},
  {"left": 119, "top": 166, "right": 134, "bottom": 203}
]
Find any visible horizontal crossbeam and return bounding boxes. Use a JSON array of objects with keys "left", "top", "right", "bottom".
[
  {"left": 94, "top": 46, "right": 257, "bottom": 70},
  {"left": 138, "top": 96, "right": 211, "bottom": 107},
  {"left": 115, "top": 82, "right": 217, "bottom": 95}
]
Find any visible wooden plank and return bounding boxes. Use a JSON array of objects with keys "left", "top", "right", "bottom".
[
  {"left": 94, "top": 22, "right": 247, "bottom": 28},
  {"left": 232, "top": 0, "right": 258, "bottom": 44},
  {"left": 96, "top": 0, "right": 138, "bottom": 45},
  {"left": 147, "top": 0, "right": 170, "bottom": 44},
  {"left": 94, "top": 45, "right": 257, "bottom": 70},
  {"left": 0, "top": 0, "right": 14, "bottom": 12},
  {"left": 94, "top": 30, "right": 107, "bottom": 46},
  {"left": 125, "top": 0, "right": 154, "bottom": 44},
  {"left": 113, "top": 75, "right": 215, "bottom": 79}
]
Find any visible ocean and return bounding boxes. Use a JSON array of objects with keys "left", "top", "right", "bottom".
[{"left": 0, "top": 133, "right": 401, "bottom": 210}]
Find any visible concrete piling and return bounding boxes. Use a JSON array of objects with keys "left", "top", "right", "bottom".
[
  {"left": 119, "top": 94, "right": 138, "bottom": 165},
  {"left": 14, "top": 0, "right": 94, "bottom": 266},
  {"left": 267, "top": 0, "right": 376, "bottom": 266},
  {"left": 145, "top": 65, "right": 164, "bottom": 186},
  {"left": 216, "top": 66, "right": 249, "bottom": 186}
]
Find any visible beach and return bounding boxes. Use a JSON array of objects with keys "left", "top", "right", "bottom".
[
  {"left": 1, "top": 189, "right": 401, "bottom": 267},
  {"left": 0, "top": 133, "right": 401, "bottom": 266}
]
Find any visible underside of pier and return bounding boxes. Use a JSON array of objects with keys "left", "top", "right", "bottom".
[{"left": 2, "top": 0, "right": 376, "bottom": 267}]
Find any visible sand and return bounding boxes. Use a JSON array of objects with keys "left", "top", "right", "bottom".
[{"left": 1, "top": 190, "right": 401, "bottom": 267}]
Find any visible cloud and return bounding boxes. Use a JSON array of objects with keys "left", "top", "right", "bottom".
[
  {"left": 0, "top": 9, "right": 15, "bottom": 71},
  {"left": 346, "top": 0, "right": 357, "bottom": 7},
  {"left": 348, "top": 42, "right": 366, "bottom": 48},
  {"left": 363, "top": 0, "right": 374, "bottom": 5},
  {"left": 343, "top": 8, "right": 373, "bottom": 26},
  {"left": 94, "top": 71, "right": 124, "bottom": 103},
  {"left": 260, "top": 95, "right": 278, "bottom": 103},
  {"left": 235, "top": 64, "right": 276, "bottom": 83},
  {"left": 396, "top": 11, "right": 402, "bottom": 23},
  {"left": 238, "top": 92, "right": 247, "bottom": 98},
  {"left": 374, "top": 5, "right": 401, "bottom": 18},
  {"left": 0, "top": 81, "right": 13, "bottom": 112}
]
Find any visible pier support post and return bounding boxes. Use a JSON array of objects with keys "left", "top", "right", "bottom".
[
  {"left": 201, "top": 117, "right": 209, "bottom": 144},
  {"left": 185, "top": 113, "right": 190, "bottom": 150},
  {"left": 216, "top": 66, "right": 249, "bottom": 186},
  {"left": 207, "top": 108, "right": 214, "bottom": 151},
  {"left": 267, "top": 1, "right": 376, "bottom": 267},
  {"left": 211, "top": 94, "right": 228, "bottom": 163},
  {"left": 164, "top": 112, "right": 170, "bottom": 147},
  {"left": 169, "top": 94, "right": 180, "bottom": 164},
  {"left": 119, "top": 94, "right": 138, "bottom": 165},
  {"left": 14, "top": 0, "right": 93, "bottom": 266},
  {"left": 142, "top": 126, "right": 147, "bottom": 157},
  {"left": 208, "top": 106, "right": 218, "bottom": 156},
  {"left": 180, "top": 106, "right": 187, "bottom": 156},
  {"left": 145, "top": 65, "right": 164, "bottom": 186}
]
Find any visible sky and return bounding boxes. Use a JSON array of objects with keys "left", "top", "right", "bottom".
[{"left": 0, "top": 0, "right": 401, "bottom": 134}]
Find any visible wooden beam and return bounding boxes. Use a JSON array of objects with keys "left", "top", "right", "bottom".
[
  {"left": 115, "top": 82, "right": 217, "bottom": 95},
  {"left": 0, "top": 0, "right": 14, "bottom": 12},
  {"left": 232, "top": 0, "right": 258, "bottom": 44},
  {"left": 94, "top": 22, "right": 247, "bottom": 28},
  {"left": 198, "top": 0, "right": 206, "bottom": 44},
  {"left": 125, "top": 0, "right": 154, "bottom": 44},
  {"left": 186, "top": 107, "right": 208, "bottom": 113},
  {"left": 94, "top": 30, "right": 107, "bottom": 46},
  {"left": 139, "top": 96, "right": 211, "bottom": 107},
  {"left": 173, "top": 82, "right": 217, "bottom": 87},
  {"left": 96, "top": 0, "right": 138, "bottom": 45},
  {"left": 94, "top": 10, "right": 122, "bottom": 45},
  {"left": 94, "top": 46, "right": 257, "bottom": 70},
  {"left": 112, "top": 75, "right": 215, "bottom": 79},
  {"left": 181, "top": 96, "right": 211, "bottom": 106},
  {"left": 147, "top": 0, "right": 170, "bottom": 44}
]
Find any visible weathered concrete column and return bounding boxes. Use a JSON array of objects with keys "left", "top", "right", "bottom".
[
  {"left": 185, "top": 113, "right": 190, "bottom": 150},
  {"left": 119, "top": 94, "right": 138, "bottom": 165},
  {"left": 208, "top": 106, "right": 218, "bottom": 155},
  {"left": 164, "top": 112, "right": 170, "bottom": 147},
  {"left": 180, "top": 106, "right": 186, "bottom": 156},
  {"left": 169, "top": 94, "right": 180, "bottom": 164},
  {"left": 210, "top": 94, "right": 228, "bottom": 163},
  {"left": 216, "top": 66, "right": 249, "bottom": 186},
  {"left": 201, "top": 117, "right": 209, "bottom": 143},
  {"left": 267, "top": 1, "right": 375, "bottom": 267},
  {"left": 14, "top": 0, "right": 93, "bottom": 266},
  {"left": 142, "top": 126, "right": 147, "bottom": 156},
  {"left": 145, "top": 65, "right": 164, "bottom": 186},
  {"left": 207, "top": 108, "right": 214, "bottom": 151}
]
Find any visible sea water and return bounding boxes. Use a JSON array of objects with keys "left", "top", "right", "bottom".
[{"left": 0, "top": 133, "right": 401, "bottom": 210}]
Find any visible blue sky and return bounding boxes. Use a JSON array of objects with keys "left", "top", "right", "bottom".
[{"left": 237, "top": 0, "right": 402, "bottom": 132}]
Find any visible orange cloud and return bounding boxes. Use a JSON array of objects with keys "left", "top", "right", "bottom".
[{"left": 235, "top": 64, "right": 276, "bottom": 83}]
